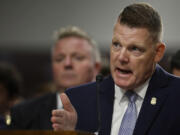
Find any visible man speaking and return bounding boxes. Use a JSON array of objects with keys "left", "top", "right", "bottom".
[{"left": 52, "top": 2, "right": 180, "bottom": 135}]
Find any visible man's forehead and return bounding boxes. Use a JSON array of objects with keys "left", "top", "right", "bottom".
[
  {"left": 56, "top": 37, "right": 91, "bottom": 48},
  {"left": 113, "top": 23, "right": 151, "bottom": 40},
  {"left": 54, "top": 42, "right": 92, "bottom": 55}
]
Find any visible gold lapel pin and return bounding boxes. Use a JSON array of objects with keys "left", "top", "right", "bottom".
[{"left": 151, "top": 97, "right": 157, "bottom": 105}]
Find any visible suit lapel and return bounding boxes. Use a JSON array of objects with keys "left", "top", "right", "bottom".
[
  {"left": 38, "top": 93, "right": 57, "bottom": 129},
  {"left": 99, "top": 76, "right": 115, "bottom": 135},
  {"left": 134, "top": 65, "right": 170, "bottom": 135}
]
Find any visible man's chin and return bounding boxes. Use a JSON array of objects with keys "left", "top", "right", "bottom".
[
  {"left": 115, "top": 80, "right": 133, "bottom": 90},
  {"left": 62, "top": 82, "right": 80, "bottom": 88}
]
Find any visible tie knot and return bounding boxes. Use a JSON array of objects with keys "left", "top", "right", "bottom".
[{"left": 125, "top": 91, "right": 137, "bottom": 103}]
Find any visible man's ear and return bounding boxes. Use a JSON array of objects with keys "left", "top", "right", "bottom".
[{"left": 154, "top": 42, "right": 166, "bottom": 62}]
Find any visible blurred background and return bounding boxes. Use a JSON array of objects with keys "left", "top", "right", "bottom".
[{"left": 0, "top": 0, "right": 179, "bottom": 98}]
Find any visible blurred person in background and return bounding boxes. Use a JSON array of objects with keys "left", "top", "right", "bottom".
[
  {"left": 9, "top": 26, "right": 101, "bottom": 129},
  {"left": 171, "top": 50, "right": 180, "bottom": 77},
  {"left": 51, "top": 26, "right": 101, "bottom": 93},
  {"left": 0, "top": 62, "right": 23, "bottom": 129}
]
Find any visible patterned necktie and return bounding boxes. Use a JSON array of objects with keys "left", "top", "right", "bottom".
[{"left": 118, "top": 91, "right": 137, "bottom": 135}]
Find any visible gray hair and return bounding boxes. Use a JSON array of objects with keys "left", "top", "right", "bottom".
[{"left": 52, "top": 26, "right": 101, "bottom": 63}]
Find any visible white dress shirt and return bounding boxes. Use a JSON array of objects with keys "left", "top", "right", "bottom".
[
  {"left": 56, "top": 92, "right": 63, "bottom": 109},
  {"left": 110, "top": 79, "right": 150, "bottom": 135}
]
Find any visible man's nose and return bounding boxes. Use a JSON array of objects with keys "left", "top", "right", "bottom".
[
  {"left": 118, "top": 48, "right": 129, "bottom": 63},
  {"left": 64, "top": 57, "right": 73, "bottom": 68}
]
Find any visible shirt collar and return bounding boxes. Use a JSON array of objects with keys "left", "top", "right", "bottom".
[
  {"left": 56, "top": 92, "right": 63, "bottom": 109},
  {"left": 134, "top": 78, "right": 150, "bottom": 100},
  {"left": 114, "top": 78, "right": 151, "bottom": 101}
]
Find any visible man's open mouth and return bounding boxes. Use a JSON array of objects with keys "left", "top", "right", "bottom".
[{"left": 116, "top": 68, "right": 132, "bottom": 74}]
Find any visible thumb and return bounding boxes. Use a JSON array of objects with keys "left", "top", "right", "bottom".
[{"left": 60, "top": 93, "right": 75, "bottom": 112}]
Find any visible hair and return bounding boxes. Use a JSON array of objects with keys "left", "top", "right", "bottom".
[
  {"left": 118, "top": 2, "right": 162, "bottom": 43},
  {"left": 0, "top": 62, "right": 22, "bottom": 99},
  {"left": 52, "top": 26, "right": 101, "bottom": 63},
  {"left": 171, "top": 50, "right": 180, "bottom": 71}
]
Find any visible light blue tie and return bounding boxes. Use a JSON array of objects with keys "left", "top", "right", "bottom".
[{"left": 118, "top": 91, "right": 137, "bottom": 135}]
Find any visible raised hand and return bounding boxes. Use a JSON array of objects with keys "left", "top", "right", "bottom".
[{"left": 51, "top": 93, "right": 77, "bottom": 131}]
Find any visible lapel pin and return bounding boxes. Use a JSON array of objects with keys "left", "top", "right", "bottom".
[{"left": 151, "top": 97, "right": 157, "bottom": 105}]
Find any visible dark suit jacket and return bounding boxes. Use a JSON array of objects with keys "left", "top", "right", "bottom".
[
  {"left": 10, "top": 93, "right": 57, "bottom": 129},
  {"left": 0, "top": 115, "right": 7, "bottom": 129},
  {"left": 65, "top": 65, "right": 180, "bottom": 135}
]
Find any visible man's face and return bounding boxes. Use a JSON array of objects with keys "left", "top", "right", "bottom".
[
  {"left": 52, "top": 37, "right": 97, "bottom": 91},
  {"left": 110, "top": 22, "right": 162, "bottom": 90}
]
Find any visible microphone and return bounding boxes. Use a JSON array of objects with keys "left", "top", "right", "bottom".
[{"left": 96, "top": 74, "right": 103, "bottom": 133}]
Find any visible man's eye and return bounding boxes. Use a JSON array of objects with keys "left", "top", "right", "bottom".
[
  {"left": 55, "top": 57, "right": 64, "bottom": 62},
  {"left": 131, "top": 46, "right": 140, "bottom": 51},
  {"left": 74, "top": 56, "right": 85, "bottom": 61},
  {"left": 131, "top": 46, "right": 145, "bottom": 52},
  {"left": 113, "top": 42, "right": 120, "bottom": 47},
  {"left": 112, "top": 42, "right": 121, "bottom": 51},
  {"left": 130, "top": 46, "right": 144, "bottom": 56}
]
